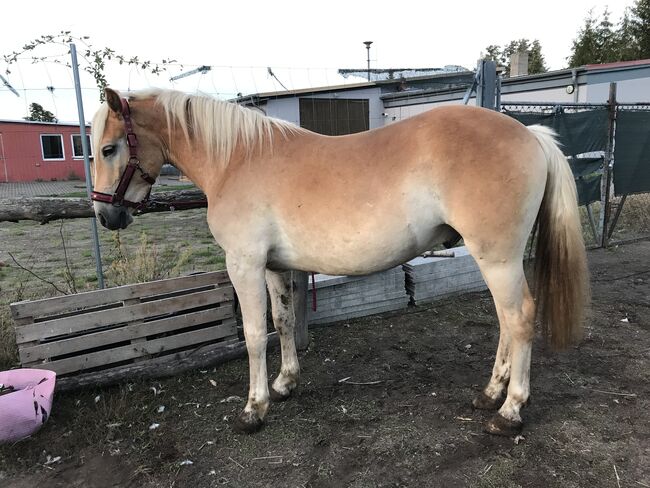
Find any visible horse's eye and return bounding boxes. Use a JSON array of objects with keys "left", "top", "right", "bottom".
[{"left": 102, "top": 145, "right": 116, "bottom": 158}]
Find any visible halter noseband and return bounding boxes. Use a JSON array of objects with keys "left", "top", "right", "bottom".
[{"left": 91, "top": 98, "right": 156, "bottom": 209}]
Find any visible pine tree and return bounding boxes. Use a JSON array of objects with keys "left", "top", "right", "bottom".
[
  {"left": 24, "top": 103, "right": 57, "bottom": 123},
  {"left": 616, "top": 9, "right": 641, "bottom": 61},
  {"left": 568, "top": 1, "right": 650, "bottom": 67},
  {"left": 631, "top": 0, "right": 650, "bottom": 58}
]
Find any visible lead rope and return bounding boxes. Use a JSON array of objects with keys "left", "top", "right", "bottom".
[{"left": 311, "top": 271, "right": 317, "bottom": 311}]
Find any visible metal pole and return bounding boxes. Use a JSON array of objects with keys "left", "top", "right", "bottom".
[
  {"left": 70, "top": 43, "right": 105, "bottom": 288},
  {"left": 598, "top": 82, "right": 617, "bottom": 248},
  {"left": 364, "top": 41, "right": 373, "bottom": 81},
  {"left": 607, "top": 194, "right": 627, "bottom": 239}
]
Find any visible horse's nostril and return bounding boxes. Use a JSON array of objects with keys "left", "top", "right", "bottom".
[
  {"left": 99, "top": 214, "right": 107, "bottom": 227},
  {"left": 119, "top": 211, "right": 128, "bottom": 229}
]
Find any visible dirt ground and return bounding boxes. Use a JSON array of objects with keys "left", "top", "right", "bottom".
[{"left": 0, "top": 241, "right": 648, "bottom": 488}]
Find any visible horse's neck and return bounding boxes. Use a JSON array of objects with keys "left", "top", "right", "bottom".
[{"left": 165, "top": 130, "right": 215, "bottom": 191}]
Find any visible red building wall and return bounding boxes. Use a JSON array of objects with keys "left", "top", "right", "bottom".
[{"left": 0, "top": 121, "right": 90, "bottom": 182}]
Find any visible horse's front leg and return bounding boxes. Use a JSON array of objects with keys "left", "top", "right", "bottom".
[
  {"left": 266, "top": 270, "right": 300, "bottom": 401},
  {"left": 226, "top": 254, "right": 270, "bottom": 433}
]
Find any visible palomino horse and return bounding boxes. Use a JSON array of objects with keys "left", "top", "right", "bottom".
[{"left": 91, "top": 88, "right": 588, "bottom": 435}]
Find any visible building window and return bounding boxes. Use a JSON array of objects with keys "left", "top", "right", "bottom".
[
  {"left": 40, "top": 134, "right": 64, "bottom": 160},
  {"left": 299, "top": 98, "right": 369, "bottom": 135},
  {"left": 71, "top": 134, "right": 92, "bottom": 158}
]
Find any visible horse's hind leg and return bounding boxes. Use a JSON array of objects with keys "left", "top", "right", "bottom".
[
  {"left": 266, "top": 270, "right": 300, "bottom": 401},
  {"left": 472, "top": 259, "right": 535, "bottom": 435}
]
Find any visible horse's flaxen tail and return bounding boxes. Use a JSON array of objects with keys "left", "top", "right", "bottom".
[{"left": 528, "top": 125, "right": 590, "bottom": 350}]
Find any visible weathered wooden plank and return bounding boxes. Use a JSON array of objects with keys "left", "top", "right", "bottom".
[
  {"left": 55, "top": 333, "right": 280, "bottom": 391},
  {"left": 314, "top": 282, "right": 405, "bottom": 301},
  {"left": 18, "top": 306, "right": 234, "bottom": 363},
  {"left": 11, "top": 271, "right": 229, "bottom": 320},
  {"left": 308, "top": 267, "right": 404, "bottom": 290},
  {"left": 16, "top": 287, "right": 233, "bottom": 344},
  {"left": 312, "top": 290, "right": 408, "bottom": 310},
  {"left": 35, "top": 320, "right": 237, "bottom": 375},
  {"left": 409, "top": 272, "right": 486, "bottom": 292},
  {"left": 309, "top": 296, "right": 409, "bottom": 320},
  {"left": 407, "top": 265, "right": 482, "bottom": 283},
  {"left": 311, "top": 276, "right": 405, "bottom": 298}
]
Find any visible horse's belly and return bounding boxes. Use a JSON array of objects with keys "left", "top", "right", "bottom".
[
  {"left": 258, "top": 170, "right": 453, "bottom": 274},
  {"left": 268, "top": 199, "right": 450, "bottom": 275}
]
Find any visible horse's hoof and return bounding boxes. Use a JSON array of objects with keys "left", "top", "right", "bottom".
[
  {"left": 269, "top": 383, "right": 292, "bottom": 402},
  {"left": 472, "top": 392, "right": 502, "bottom": 410},
  {"left": 483, "top": 413, "right": 523, "bottom": 436},
  {"left": 232, "top": 410, "right": 264, "bottom": 434}
]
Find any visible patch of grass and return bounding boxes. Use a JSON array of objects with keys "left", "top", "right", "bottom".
[
  {"left": 193, "top": 247, "right": 217, "bottom": 258},
  {"left": 0, "top": 305, "right": 18, "bottom": 369},
  {"left": 202, "top": 255, "right": 226, "bottom": 267}
]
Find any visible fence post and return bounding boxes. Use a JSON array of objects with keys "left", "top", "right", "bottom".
[
  {"left": 477, "top": 60, "right": 497, "bottom": 110},
  {"left": 599, "top": 82, "right": 617, "bottom": 248},
  {"left": 293, "top": 271, "right": 309, "bottom": 350}
]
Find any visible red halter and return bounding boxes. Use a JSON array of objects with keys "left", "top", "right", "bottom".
[{"left": 91, "top": 98, "right": 156, "bottom": 209}]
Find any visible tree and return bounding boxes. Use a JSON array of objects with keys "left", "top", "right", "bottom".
[
  {"left": 567, "top": 9, "right": 623, "bottom": 66},
  {"left": 631, "top": 0, "right": 650, "bottom": 58},
  {"left": 616, "top": 9, "right": 641, "bottom": 61},
  {"left": 24, "top": 103, "right": 56, "bottom": 123},
  {"left": 568, "top": 1, "right": 650, "bottom": 67},
  {"left": 483, "top": 39, "right": 548, "bottom": 76},
  {"left": 3, "top": 32, "right": 178, "bottom": 101}
]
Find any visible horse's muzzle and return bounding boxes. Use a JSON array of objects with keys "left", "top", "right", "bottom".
[{"left": 96, "top": 205, "right": 133, "bottom": 230}]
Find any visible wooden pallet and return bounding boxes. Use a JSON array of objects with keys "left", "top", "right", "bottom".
[{"left": 10, "top": 271, "right": 237, "bottom": 386}]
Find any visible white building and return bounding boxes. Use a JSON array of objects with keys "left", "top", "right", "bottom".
[{"left": 236, "top": 59, "right": 650, "bottom": 131}]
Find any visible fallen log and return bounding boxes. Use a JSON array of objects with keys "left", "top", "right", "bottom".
[{"left": 0, "top": 189, "right": 207, "bottom": 224}]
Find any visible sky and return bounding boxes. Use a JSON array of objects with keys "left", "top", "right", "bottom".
[{"left": 0, "top": 0, "right": 633, "bottom": 122}]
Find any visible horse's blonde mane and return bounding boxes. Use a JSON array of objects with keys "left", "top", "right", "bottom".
[
  {"left": 92, "top": 89, "right": 301, "bottom": 167},
  {"left": 146, "top": 89, "right": 300, "bottom": 165},
  {"left": 91, "top": 102, "right": 110, "bottom": 160}
]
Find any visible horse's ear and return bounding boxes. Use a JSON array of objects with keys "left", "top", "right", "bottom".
[{"left": 104, "top": 88, "right": 122, "bottom": 114}]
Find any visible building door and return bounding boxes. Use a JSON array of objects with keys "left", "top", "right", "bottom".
[{"left": 299, "top": 98, "right": 369, "bottom": 135}]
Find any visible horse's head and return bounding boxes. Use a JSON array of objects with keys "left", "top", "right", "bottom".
[{"left": 91, "top": 88, "right": 165, "bottom": 230}]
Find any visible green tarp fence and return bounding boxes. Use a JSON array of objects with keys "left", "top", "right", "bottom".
[
  {"left": 503, "top": 108, "right": 609, "bottom": 205},
  {"left": 613, "top": 110, "right": 650, "bottom": 196}
]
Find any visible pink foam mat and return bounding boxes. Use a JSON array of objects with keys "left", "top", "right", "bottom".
[{"left": 0, "top": 369, "right": 56, "bottom": 443}]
